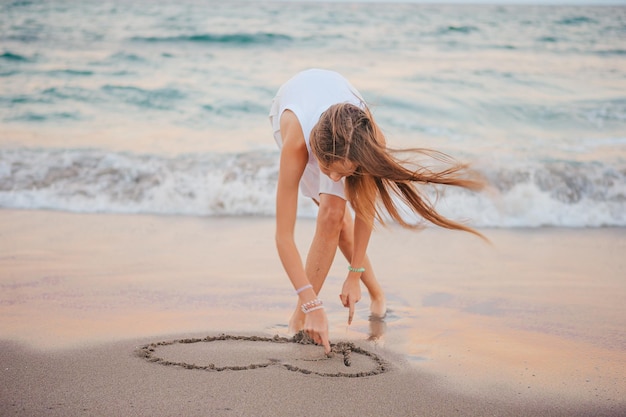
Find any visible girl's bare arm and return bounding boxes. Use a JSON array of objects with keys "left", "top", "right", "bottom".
[{"left": 275, "top": 110, "right": 330, "bottom": 353}]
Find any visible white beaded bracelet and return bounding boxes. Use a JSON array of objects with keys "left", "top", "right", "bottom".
[
  {"left": 301, "top": 298, "right": 324, "bottom": 314},
  {"left": 304, "top": 305, "right": 324, "bottom": 314},
  {"left": 295, "top": 284, "right": 313, "bottom": 295}
]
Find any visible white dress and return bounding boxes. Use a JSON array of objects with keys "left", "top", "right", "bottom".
[{"left": 269, "top": 69, "right": 366, "bottom": 200}]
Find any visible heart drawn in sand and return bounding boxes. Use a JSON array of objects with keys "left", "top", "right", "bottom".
[{"left": 136, "top": 333, "right": 389, "bottom": 378}]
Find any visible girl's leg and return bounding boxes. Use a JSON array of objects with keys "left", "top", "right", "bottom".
[
  {"left": 289, "top": 193, "right": 346, "bottom": 332},
  {"left": 337, "top": 208, "right": 387, "bottom": 317}
]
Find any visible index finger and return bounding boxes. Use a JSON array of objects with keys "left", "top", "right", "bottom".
[
  {"left": 348, "top": 298, "right": 355, "bottom": 325},
  {"left": 322, "top": 334, "right": 331, "bottom": 355}
]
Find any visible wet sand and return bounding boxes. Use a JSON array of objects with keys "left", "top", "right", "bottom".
[{"left": 1, "top": 209, "right": 625, "bottom": 416}]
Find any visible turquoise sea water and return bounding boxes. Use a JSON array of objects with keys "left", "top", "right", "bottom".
[{"left": 1, "top": 0, "right": 625, "bottom": 226}]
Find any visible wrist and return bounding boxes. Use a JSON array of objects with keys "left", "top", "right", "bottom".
[
  {"left": 295, "top": 283, "right": 312, "bottom": 295},
  {"left": 297, "top": 287, "right": 317, "bottom": 303},
  {"left": 345, "top": 273, "right": 361, "bottom": 281}
]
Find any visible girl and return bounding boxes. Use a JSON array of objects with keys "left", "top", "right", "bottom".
[{"left": 269, "top": 69, "right": 484, "bottom": 353}]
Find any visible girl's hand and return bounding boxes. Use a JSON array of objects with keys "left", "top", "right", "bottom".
[
  {"left": 340, "top": 277, "right": 362, "bottom": 325},
  {"left": 303, "top": 308, "right": 331, "bottom": 354}
]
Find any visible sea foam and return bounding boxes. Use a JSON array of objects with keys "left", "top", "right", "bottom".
[{"left": 1, "top": 148, "right": 624, "bottom": 227}]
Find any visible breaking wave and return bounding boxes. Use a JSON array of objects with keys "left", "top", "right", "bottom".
[{"left": 1, "top": 148, "right": 624, "bottom": 227}]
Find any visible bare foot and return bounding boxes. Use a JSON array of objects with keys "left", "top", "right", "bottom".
[
  {"left": 368, "top": 295, "right": 387, "bottom": 341},
  {"left": 369, "top": 297, "right": 387, "bottom": 319}
]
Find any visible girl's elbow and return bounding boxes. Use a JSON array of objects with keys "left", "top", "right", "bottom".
[{"left": 275, "top": 232, "right": 291, "bottom": 251}]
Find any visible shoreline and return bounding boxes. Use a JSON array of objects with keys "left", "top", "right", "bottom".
[{"left": 1, "top": 209, "right": 625, "bottom": 416}]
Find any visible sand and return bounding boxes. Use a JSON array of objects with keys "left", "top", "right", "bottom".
[{"left": 1, "top": 209, "right": 625, "bottom": 416}]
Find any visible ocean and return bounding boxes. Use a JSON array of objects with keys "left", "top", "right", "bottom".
[{"left": 1, "top": 0, "right": 625, "bottom": 227}]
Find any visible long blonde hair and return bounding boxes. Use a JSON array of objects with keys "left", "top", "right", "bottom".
[{"left": 310, "top": 102, "right": 486, "bottom": 240}]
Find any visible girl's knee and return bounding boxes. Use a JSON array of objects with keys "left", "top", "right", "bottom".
[
  {"left": 317, "top": 204, "right": 344, "bottom": 229},
  {"left": 316, "top": 199, "right": 345, "bottom": 232}
]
